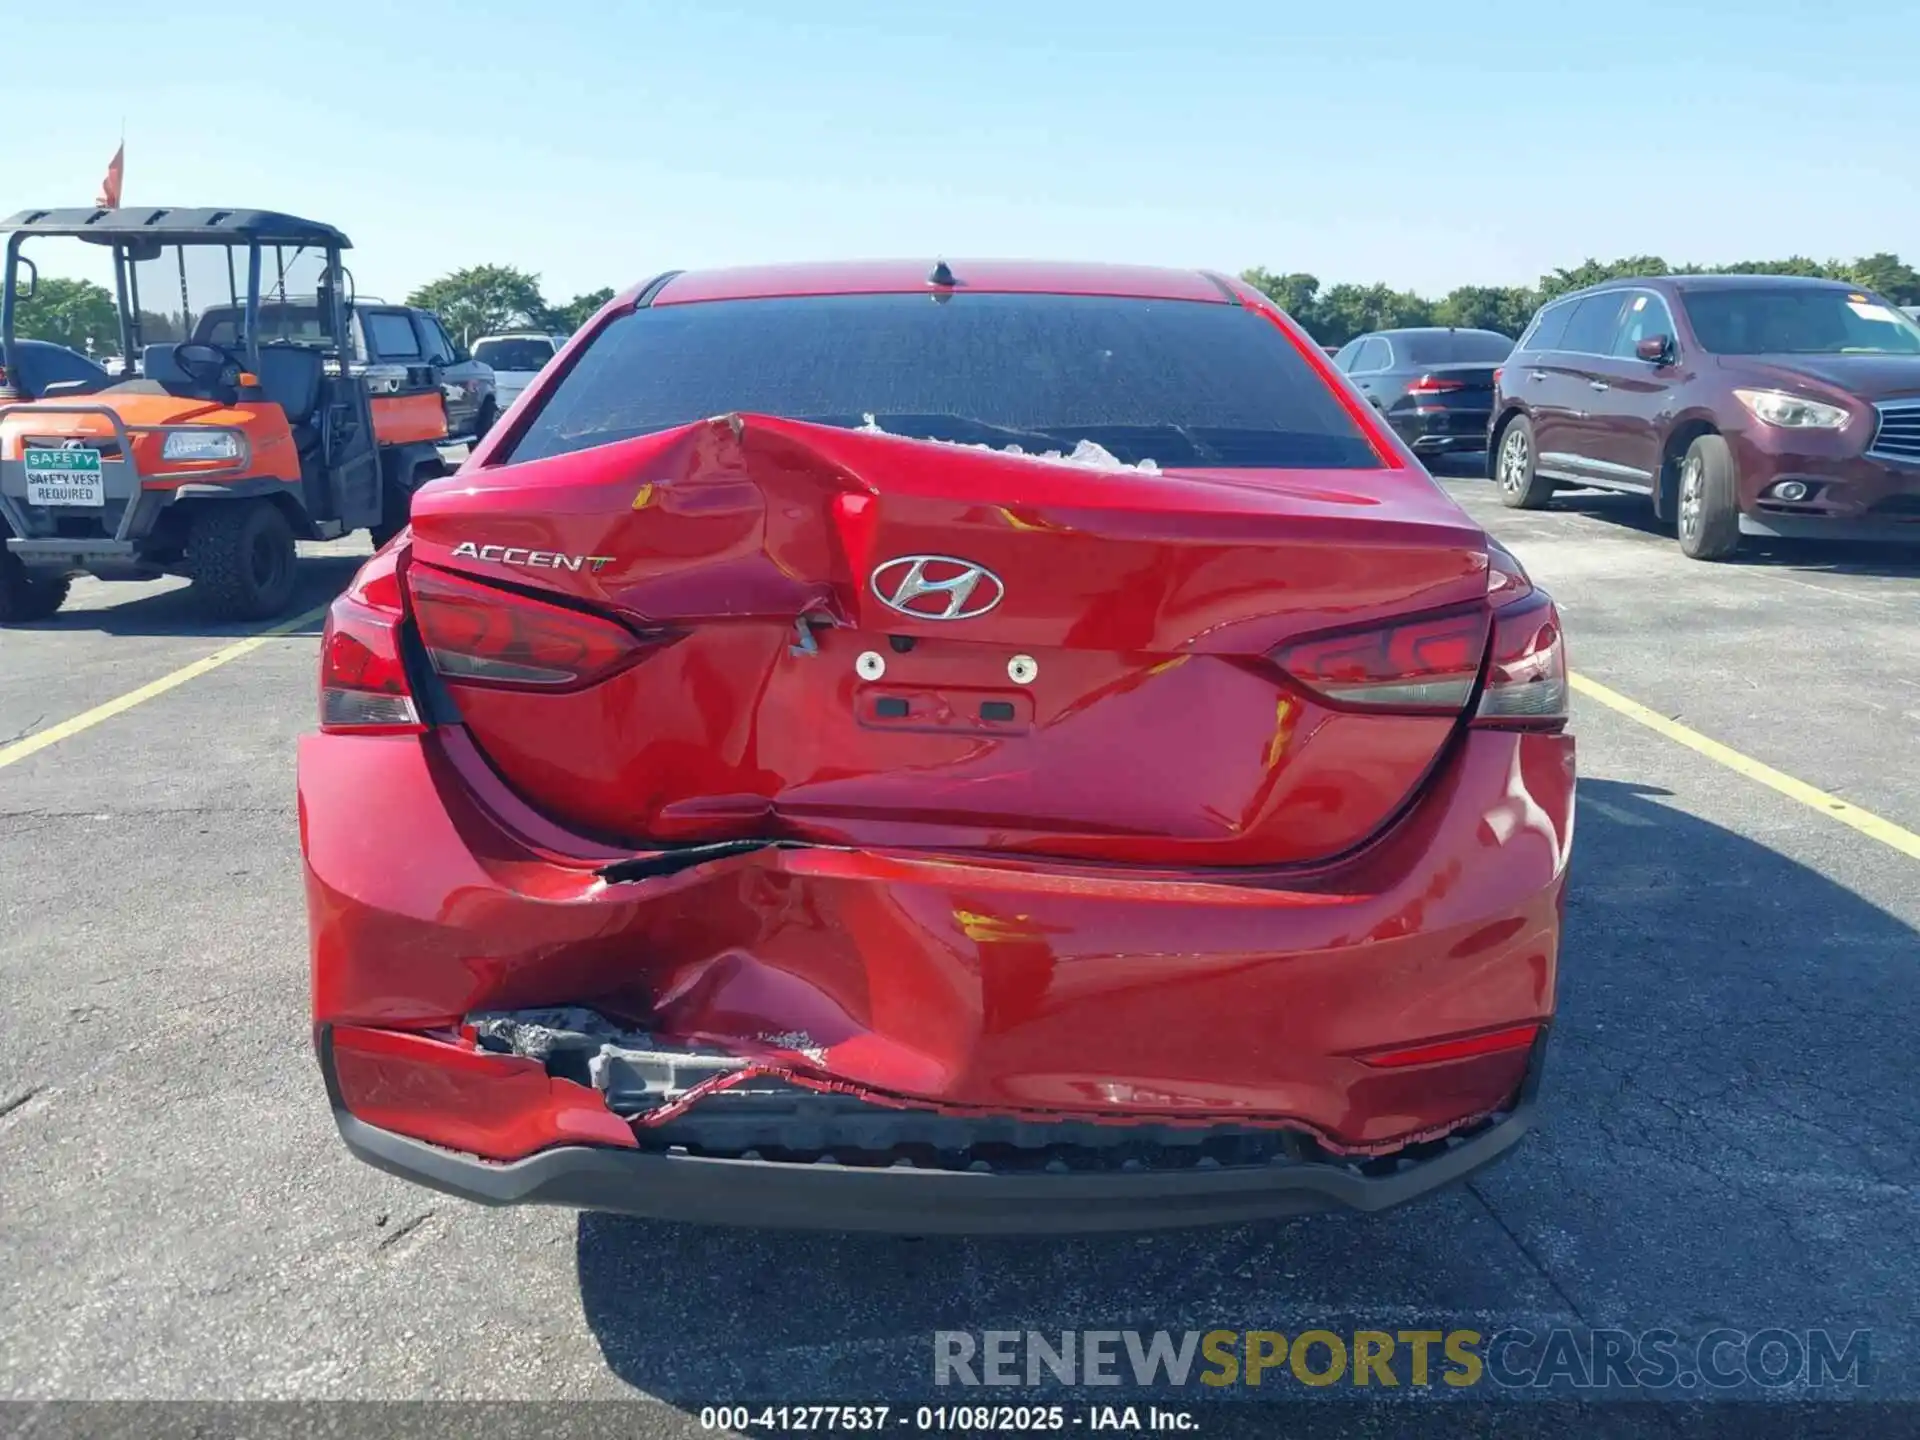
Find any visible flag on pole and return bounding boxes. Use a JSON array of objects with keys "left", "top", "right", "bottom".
[{"left": 97, "top": 142, "right": 124, "bottom": 209}]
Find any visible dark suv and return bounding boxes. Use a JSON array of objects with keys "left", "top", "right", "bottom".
[{"left": 1488, "top": 275, "right": 1920, "bottom": 559}]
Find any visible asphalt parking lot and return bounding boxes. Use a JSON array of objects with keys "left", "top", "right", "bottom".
[{"left": 3, "top": 468, "right": 1918, "bottom": 1426}]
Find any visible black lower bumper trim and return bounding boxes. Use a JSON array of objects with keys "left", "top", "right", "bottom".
[
  {"left": 1739, "top": 512, "right": 1920, "bottom": 543},
  {"left": 331, "top": 1101, "right": 1535, "bottom": 1235}
]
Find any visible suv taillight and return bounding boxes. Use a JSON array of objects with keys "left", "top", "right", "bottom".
[
  {"left": 1275, "top": 608, "right": 1492, "bottom": 714},
  {"left": 405, "top": 562, "right": 656, "bottom": 691},
  {"left": 319, "top": 546, "right": 424, "bottom": 734},
  {"left": 1407, "top": 374, "right": 1466, "bottom": 394}
]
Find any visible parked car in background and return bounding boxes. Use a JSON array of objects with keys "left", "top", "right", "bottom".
[
  {"left": 1488, "top": 275, "right": 1920, "bottom": 559},
  {"left": 358, "top": 304, "right": 497, "bottom": 441},
  {"left": 304, "top": 259, "right": 1573, "bottom": 1234},
  {"left": 1905, "top": 305, "right": 1920, "bottom": 323},
  {"left": 1331, "top": 327, "right": 1512, "bottom": 466},
  {"left": 472, "top": 332, "right": 568, "bottom": 410},
  {"left": 0, "top": 338, "right": 110, "bottom": 398}
]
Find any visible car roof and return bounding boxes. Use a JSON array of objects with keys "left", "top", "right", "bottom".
[
  {"left": 650, "top": 260, "right": 1236, "bottom": 307},
  {"left": 475, "top": 332, "right": 563, "bottom": 341},
  {"left": 1556, "top": 273, "right": 1865, "bottom": 302},
  {"left": 1366, "top": 326, "right": 1510, "bottom": 338},
  {"left": 0, "top": 207, "right": 348, "bottom": 247}
]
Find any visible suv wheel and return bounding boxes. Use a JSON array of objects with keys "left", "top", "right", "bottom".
[
  {"left": 1494, "top": 416, "right": 1553, "bottom": 509},
  {"left": 1676, "top": 435, "right": 1741, "bottom": 561},
  {"left": 0, "top": 552, "right": 71, "bottom": 623},
  {"left": 188, "top": 500, "right": 300, "bottom": 619}
]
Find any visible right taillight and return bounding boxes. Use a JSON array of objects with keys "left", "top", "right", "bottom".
[
  {"left": 1275, "top": 607, "right": 1492, "bottom": 714},
  {"left": 405, "top": 562, "right": 655, "bottom": 691},
  {"left": 1474, "top": 589, "right": 1568, "bottom": 730}
]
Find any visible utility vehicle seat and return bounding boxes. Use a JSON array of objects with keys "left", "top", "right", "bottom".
[
  {"left": 252, "top": 345, "right": 324, "bottom": 434},
  {"left": 140, "top": 344, "right": 192, "bottom": 386}
]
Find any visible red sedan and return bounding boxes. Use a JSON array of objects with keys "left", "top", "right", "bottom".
[{"left": 302, "top": 260, "right": 1574, "bottom": 1232}]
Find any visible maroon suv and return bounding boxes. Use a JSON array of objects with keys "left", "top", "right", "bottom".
[{"left": 1487, "top": 275, "right": 1920, "bottom": 559}]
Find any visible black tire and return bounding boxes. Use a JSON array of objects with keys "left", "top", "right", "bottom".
[
  {"left": 473, "top": 396, "right": 498, "bottom": 439},
  {"left": 370, "top": 461, "right": 444, "bottom": 549},
  {"left": 1493, "top": 415, "right": 1554, "bottom": 509},
  {"left": 0, "top": 552, "right": 71, "bottom": 623},
  {"left": 187, "top": 500, "right": 299, "bottom": 620},
  {"left": 1676, "top": 433, "right": 1741, "bottom": 561}
]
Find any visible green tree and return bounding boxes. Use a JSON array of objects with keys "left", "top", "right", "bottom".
[
  {"left": 1434, "top": 285, "right": 1540, "bottom": 337},
  {"left": 1240, "top": 249, "right": 1920, "bottom": 342},
  {"left": 553, "top": 287, "right": 615, "bottom": 331},
  {"left": 1536, "top": 256, "right": 1671, "bottom": 300},
  {"left": 1837, "top": 252, "right": 1920, "bottom": 305},
  {"left": 15, "top": 277, "right": 120, "bottom": 356},
  {"left": 1239, "top": 268, "right": 1323, "bottom": 333},
  {"left": 406, "top": 264, "right": 550, "bottom": 343},
  {"left": 1312, "top": 283, "right": 1434, "bottom": 347}
]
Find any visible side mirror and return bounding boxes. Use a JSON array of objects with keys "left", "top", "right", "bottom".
[
  {"left": 1636, "top": 334, "right": 1673, "bottom": 364},
  {"left": 13, "top": 256, "right": 37, "bottom": 301}
]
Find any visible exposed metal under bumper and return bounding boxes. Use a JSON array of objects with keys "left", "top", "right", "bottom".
[
  {"left": 331, "top": 1101, "right": 1536, "bottom": 1233},
  {"left": 331, "top": 1014, "right": 1548, "bottom": 1233}
]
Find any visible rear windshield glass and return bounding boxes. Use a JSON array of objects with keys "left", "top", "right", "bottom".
[
  {"left": 474, "top": 337, "right": 556, "bottom": 371},
  {"left": 195, "top": 303, "right": 332, "bottom": 350},
  {"left": 506, "top": 293, "right": 1380, "bottom": 470},
  {"left": 1684, "top": 288, "right": 1920, "bottom": 356},
  {"left": 1402, "top": 331, "right": 1512, "bottom": 364}
]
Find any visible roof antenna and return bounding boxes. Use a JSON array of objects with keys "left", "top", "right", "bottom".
[{"left": 928, "top": 259, "right": 956, "bottom": 288}]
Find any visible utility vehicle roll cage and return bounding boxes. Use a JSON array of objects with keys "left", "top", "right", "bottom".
[{"left": 0, "top": 207, "right": 356, "bottom": 379}]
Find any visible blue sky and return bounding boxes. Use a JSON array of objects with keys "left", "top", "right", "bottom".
[{"left": 7, "top": 0, "right": 1917, "bottom": 305}]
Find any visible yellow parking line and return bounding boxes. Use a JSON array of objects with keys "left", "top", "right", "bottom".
[
  {"left": 0, "top": 604, "right": 329, "bottom": 772},
  {"left": 1570, "top": 671, "right": 1920, "bottom": 861}
]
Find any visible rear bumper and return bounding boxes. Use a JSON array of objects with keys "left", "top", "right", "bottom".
[
  {"left": 302, "top": 725, "right": 1574, "bottom": 1224},
  {"left": 1389, "top": 409, "right": 1491, "bottom": 454},
  {"left": 324, "top": 1031, "right": 1547, "bottom": 1233}
]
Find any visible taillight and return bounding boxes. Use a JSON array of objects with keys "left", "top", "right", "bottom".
[
  {"left": 1276, "top": 608, "right": 1491, "bottom": 714},
  {"left": 1491, "top": 368, "right": 1504, "bottom": 387},
  {"left": 1407, "top": 375, "right": 1466, "bottom": 394},
  {"left": 319, "top": 546, "right": 424, "bottom": 734},
  {"left": 406, "top": 562, "right": 651, "bottom": 691},
  {"left": 1474, "top": 590, "right": 1568, "bottom": 730}
]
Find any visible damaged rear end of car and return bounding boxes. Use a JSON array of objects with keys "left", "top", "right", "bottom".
[{"left": 301, "top": 266, "right": 1575, "bottom": 1232}]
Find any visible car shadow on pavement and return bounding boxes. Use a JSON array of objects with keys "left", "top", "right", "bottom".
[
  {"left": 574, "top": 776, "right": 1919, "bottom": 1407},
  {"left": 9, "top": 553, "right": 360, "bottom": 639},
  {"left": 1546, "top": 489, "right": 1920, "bottom": 578}
]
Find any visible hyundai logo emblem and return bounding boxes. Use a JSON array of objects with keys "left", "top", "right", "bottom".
[{"left": 870, "top": 555, "right": 1005, "bottom": 621}]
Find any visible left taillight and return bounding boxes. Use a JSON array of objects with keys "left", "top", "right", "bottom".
[
  {"left": 404, "top": 562, "right": 656, "bottom": 691},
  {"left": 319, "top": 545, "right": 424, "bottom": 735}
]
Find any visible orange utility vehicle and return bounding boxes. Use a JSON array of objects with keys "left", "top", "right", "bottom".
[{"left": 0, "top": 208, "right": 454, "bottom": 621}]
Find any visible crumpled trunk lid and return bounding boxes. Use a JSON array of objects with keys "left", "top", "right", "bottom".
[{"left": 405, "top": 414, "right": 1491, "bottom": 866}]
